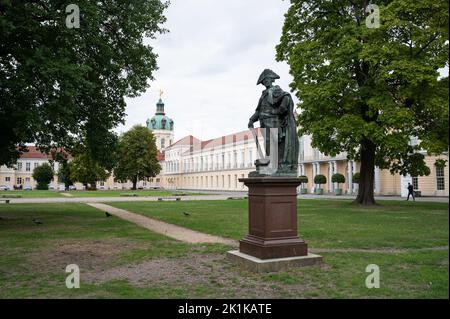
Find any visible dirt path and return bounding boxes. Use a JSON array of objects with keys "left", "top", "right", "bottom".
[{"left": 87, "top": 202, "right": 237, "bottom": 246}]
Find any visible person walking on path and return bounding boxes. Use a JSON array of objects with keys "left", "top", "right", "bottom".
[{"left": 407, "top": 183, "right": 415, "bottom": 201}]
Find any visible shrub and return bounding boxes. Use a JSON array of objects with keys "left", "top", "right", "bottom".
[
  {"left": 298, "top": 175, "right": 308, "bottom": 187},
  {"left": 332, "top": 173, "right": 345, "bottom": 185},
  {"left": 32, "top": 163, "right": 54, "bottom": 190},
  {"left": 314, "top": 174, "right": 326, "bottom": 186}
]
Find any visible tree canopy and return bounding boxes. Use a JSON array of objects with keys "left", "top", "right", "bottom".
[
  {"left": 32, "top": 163, "right": 54, "bottom": 190},
  {"left": 277, "top": 0, "right": 449, "bottom": 205},
  {"left": 114, "top": 125, "right": 161, "bottom": 190},
  {"left": 69, "top": 151, "right": 110, "bottom": 190},
  {"left": 0, "top": 0, "right": 168, "bottom": 166}
]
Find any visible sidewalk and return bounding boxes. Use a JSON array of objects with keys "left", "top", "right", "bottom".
[
  {"left": 178, "top": 189, "right": 449, "bottom": 203},
  {"left": 4, "top": 192, "right": 448, "bottom": 204},
  {"left": 87, "top": 202, "right": 237, "bottom": 246}
]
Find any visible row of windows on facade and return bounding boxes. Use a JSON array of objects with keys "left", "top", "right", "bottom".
[
  {"left": 165, "top": 150, "right": 256, "bottom": 173},
  {"left": 410, "top": 167, "right": 446, "bottom": 191},
  {"left": 3, "top": 176, "right": 55, "bottom": 184},
  {"left": 165, "top": 174, "right": 246, "bottom": 189},
  {"left": 11, "top": 162, "right": 56, "bottom": 172},
  {"left": 97, "top": 178, "right": 161, "bottom": 187}
]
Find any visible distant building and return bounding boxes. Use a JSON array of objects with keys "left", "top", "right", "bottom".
[
  {"left": 1, "top": 96, "right": 447, "bottom": 197},
  {"left": 0, "top": 146, "right": 61, "bottom": 189},
  {"left": 146, "top": 97, "right": 174, "bottom": 152}
]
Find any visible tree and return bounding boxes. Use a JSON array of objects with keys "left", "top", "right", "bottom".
[
  {"left": 114, "top": 125, "right": 161, "bottom": 190},
  {"left": 69, "top": 152, "right": 110, "bottom": 190},
  {"left": 332, "top": 173, "right": 346, "bottom": 190},
  {"left": 32, "top": 163, "right": 54, "bottom": 190},
  {"left": 277, "top": 0, "right": 449, "bottom": 205},
  {"left": 0, "top": 0, "right": 169, "bottom": 166},
  {"left": 58, "top": 161, "right": 74, "bottom": 189},
  {"left": 314, "top": 174, "right": 327, "bottom": 188},
  {"left": 298, "top": 175, "right": 308, "bottom": 188}
]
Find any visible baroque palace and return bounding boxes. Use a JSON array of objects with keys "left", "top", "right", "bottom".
[
  {"left": 151, "top": 98, "right": 448, "bottom": 197},
  {"left": 1, "top": 97, "right": 448, "bottom": 197}
]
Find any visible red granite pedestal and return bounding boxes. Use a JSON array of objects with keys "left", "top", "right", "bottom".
[
  {"left": 226, "top": 176, "right": 322, "bottom": 272},
  {"left": 238, "top": 177, "right": 308, "bottom": 259}
]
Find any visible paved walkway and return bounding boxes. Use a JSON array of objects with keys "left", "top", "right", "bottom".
[
  {"left": 5, "top": 193, "right": 448, "bottom": 204},
  {"left": 87, "top": 202, "right": 237, "bottom": 246},
  {"left": 60, "top": 193, "right": 73, "bottom": 197},
  {"left": 6, "top": 194, "right": 231, "bottom": 204},
  {"left": 178, "top": 189, "right": 449, "bottom": 203}
]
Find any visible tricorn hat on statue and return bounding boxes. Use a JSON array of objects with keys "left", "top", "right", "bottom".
[{"left": 256, "top": 69, "right": 280, "bottom": 85}]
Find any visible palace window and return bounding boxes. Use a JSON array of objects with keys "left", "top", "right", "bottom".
[
  {"left": 17, "top": 163, "right": 22, "bottom": 171},
  {"left": 436, "top": 167, "right": 445, "bottom": 190},
  {"left": 26, "top": 162, "right": 31, "bottom": 172},
  {"left": 25, "top": 177, "right": 30, "bottom": 182},
  {"left": 5, "top": 177, "right": 10, "bottom": 182},
  {"left": 161, "top": 138, "right": 165, "bottom": 149},
  {"left": 34, "top": 163, "right": 39, "bottom": 169},
  {"left": 412, "top": 176, "right": 419, "bottom": 190},
  {"left": 16, "top": 177, "right": 22, "bottom": 185}
]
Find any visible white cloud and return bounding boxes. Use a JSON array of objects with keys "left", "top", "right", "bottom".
[{"left": 118, "top": 0, "right": 295, "bottom": 142}]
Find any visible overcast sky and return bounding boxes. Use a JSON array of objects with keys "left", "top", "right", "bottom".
[
  {"left": 117, "top": 0, "right": 294, "bottom": 142},
  {"left": 117, "top": 0, "right": 448, "bottom": 143}
]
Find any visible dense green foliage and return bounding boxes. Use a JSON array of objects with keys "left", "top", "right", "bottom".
[
  {"left": 277, "top": 0, "right": 449, "bottom": 204},
  {"left": 0, "top": 0, "right": 168, "bottom": 166},
  {"left": 314, "top": 174, "right": 327, "bottom": 185},
  {"left": 298, "top": 175, "right": 308, "bottom": 188},
  {"left": 32, "top": 163, "right": 54, "bottom": 190},
  {"left": 57, "top": 161, "right": 74, "bottom": 188},
  {"left": 332, "top": 173, "right": 346, "bottom": 185},
  {"left": 352, "top": 172, "right": 361, "bottom": 183},
  {"left": 114, "top": 125, "right": 161, "bottom": 190},
  {"left": 69, "top": 152, "right": 110, "bottom": 190}
]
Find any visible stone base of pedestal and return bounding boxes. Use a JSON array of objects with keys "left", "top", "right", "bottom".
[
  {"left": 227, "top": 250, "right": 322, "bottom": 273},
  {"left": 239, "top": 235, "right": 308, "bottom": 259}
]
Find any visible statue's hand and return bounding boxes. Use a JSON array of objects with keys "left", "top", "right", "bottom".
[{"left": 248, "top": 121, "right": 254, "bottom": 129}]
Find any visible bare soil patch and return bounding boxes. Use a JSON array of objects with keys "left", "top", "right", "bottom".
[
  {"left": 82, "top": 252, "right": 319, "bottom": 298},
  {"left": 26, "top": 238, "right": 145, "bottom": 274}
]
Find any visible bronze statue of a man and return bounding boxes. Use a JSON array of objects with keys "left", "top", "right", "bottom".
[{"left": 248, "top": 69, "right": 299, "bottom": 176}]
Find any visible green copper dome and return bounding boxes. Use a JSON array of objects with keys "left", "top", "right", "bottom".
[{"left": 146, "top": 98, "right": 174, "bottom": 131}]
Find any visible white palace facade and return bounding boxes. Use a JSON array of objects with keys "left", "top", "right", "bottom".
[
  {"left": 1, "top": 97, "right": 447, "bottom": 197},
  {"left": 153, "top": 99, "right": 448, "bottom": 197}
]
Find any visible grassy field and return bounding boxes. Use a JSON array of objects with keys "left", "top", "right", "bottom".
[
  {"left": 0, "top": 200, "right": 448, "bottom": 298},
  {"left": 110, "top": 199, "right": 449, "bottom": 249},
  {"left": 0, "top": 189, "right": 207, "bottom": 198}
]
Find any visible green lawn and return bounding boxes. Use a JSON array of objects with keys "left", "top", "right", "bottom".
[
  {"left": 0, "top": 189, "right": 208, "bottom": 198},
  {"left": 0, "top": 200, "right": 448, "bottom": 298},
  {"left": 110, "top": 199, "right": 449, "bottom": 249}
]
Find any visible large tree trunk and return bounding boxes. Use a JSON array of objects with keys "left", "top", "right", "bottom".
[
  {"left": 132, "top": 177, "right": 137, "bottom": 190},
  {"left": 354, "top": 139, "right": 377, "bottom": 205}
]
